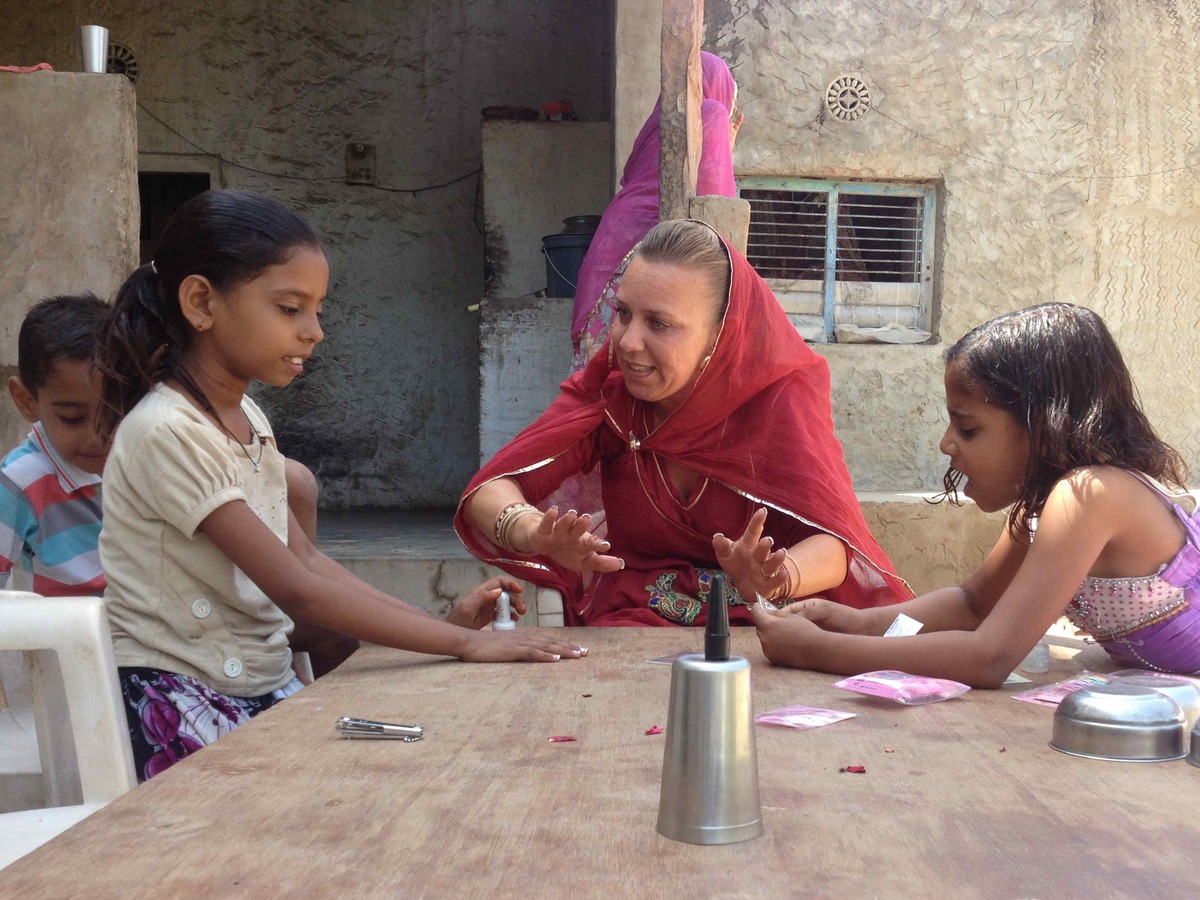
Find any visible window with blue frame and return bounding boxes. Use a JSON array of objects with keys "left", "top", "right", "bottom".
[{"left": 738, "top": 178, "right": 937, "bottom": 343}]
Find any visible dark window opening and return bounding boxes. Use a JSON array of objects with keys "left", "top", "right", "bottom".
[{"left": 139, "top": 172, "right": 210, "bottom": 263}]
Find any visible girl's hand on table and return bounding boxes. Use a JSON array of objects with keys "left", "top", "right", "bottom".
[
  {"left": 460, "top": 631, "right": 589, "bottom": 663},
  {"left": 750, "top": 601, "right": 826, "bottom": 668},
  {"left": 448, "top": 578, "right": 526, "bottom": 630},
  {"left": 776, "top": 597, "right": 874, "bottom": 635},
  {"left": 525, "top": 507, "right": 624, "bottom": 574},
  {"left": 712, "top": 507, "right": 790, "bottom": 602}
]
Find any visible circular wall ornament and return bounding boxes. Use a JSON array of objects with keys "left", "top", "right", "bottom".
[
  {"left": 825, "top": 76, "right": 871, "bottom": 121},
  {"left": 106, "top": 42, "right": 139, "bottom": 84}
]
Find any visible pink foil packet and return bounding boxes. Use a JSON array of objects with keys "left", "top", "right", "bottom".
[
  {"left": 833, "top": 670, "right": 971, "bottom": 705},
  {"left": 1010, "top": 672, "right": 1114, "bottom": 707},
  {"left": 754, "top": 705, "right": 856, "bottom": 730}
]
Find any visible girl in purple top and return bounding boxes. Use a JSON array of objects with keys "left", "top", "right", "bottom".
[{"left": 754, "top": 303, "right": 1200, "bottom": 686}]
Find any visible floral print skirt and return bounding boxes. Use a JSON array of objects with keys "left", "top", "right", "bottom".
[{"left": 118, "top": 667, "right": 304, "bottom": 782}]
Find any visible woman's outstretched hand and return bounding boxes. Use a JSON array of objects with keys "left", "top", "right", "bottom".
[
  {"left": 729, "top": 108, "right": 745, "bottom": 150},
  {"left": 712, "top": 507, "right": 789, "bottom": 601},
  {"left": 525, "top": 507, "right": 624, "bottom": 574},
  {"left": 447, "top": 577, "right": 526, "bottom": 630}
]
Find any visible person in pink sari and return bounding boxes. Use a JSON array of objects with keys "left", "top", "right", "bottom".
[{"left": 571, "top": 51, "right": 743, "bottom": 369}]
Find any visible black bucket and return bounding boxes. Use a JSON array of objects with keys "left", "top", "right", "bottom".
[{"left": 542, "top": 232, "right": 593, "bottom": 298}]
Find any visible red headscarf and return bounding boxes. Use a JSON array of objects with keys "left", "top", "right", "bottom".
[{"left": 458, "top": 228, "right": 912, "bottom": 611}]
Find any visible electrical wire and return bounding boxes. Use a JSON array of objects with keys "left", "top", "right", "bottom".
[{"left": 137, "top": 101, "right": 480, "bottom": 194}]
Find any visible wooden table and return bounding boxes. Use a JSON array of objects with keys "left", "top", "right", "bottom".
[{"left": 3, "top": 629, "right": 1198, "bottom": 897}]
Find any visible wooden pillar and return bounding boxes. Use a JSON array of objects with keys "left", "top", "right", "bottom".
[{"left": 658, "top": 0, "right": 703, "bottom": 222}]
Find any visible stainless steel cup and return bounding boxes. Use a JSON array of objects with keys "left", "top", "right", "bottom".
[
  {"left": 81, "top": 25, "right": 109, "bottom": 74},
  {"left": 656, "top": 653, "right": 763, "bottom": 845}
]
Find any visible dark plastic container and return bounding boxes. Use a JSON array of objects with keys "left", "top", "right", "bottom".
[{"left": 542, "top": 232, "right": 593, "bottom": 297}]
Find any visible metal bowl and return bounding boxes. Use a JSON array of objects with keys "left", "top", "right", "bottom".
[
  {"left": 1189, "top": 721, "right": 1200, "bottom": 769},
  {"left": 1051, "top": 683, "right": 1187, "bottom": 762},
  {"left": 1110, "top": 673, "right": 1200, "bottom": 731}
]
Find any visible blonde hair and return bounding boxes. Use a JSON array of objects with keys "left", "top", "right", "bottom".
[{"left": 633, "top": 219, "right": 732, "bottom": 322}]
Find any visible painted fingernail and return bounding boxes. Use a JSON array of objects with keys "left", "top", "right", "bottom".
[
  {"left": 552, "top": 654, "right": 561, "bottom": 661},
  {"left": 567, "top": 509, "right": 577, "bottom": 516},
  {"left": 577, "top": 646, "right": 588, "bottom": 655}
]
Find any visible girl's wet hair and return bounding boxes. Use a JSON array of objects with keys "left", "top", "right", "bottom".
[
  {"left": 634, "top": 218, "right": 732, "bottom": 323},
  {"left": 97, "top": 189, "right": 321, "bottom": 438},
  {"left": 943, "top": 302, "right": 1188, "bottom": 538}
]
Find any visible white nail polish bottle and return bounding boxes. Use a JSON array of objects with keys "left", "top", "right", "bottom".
[{"left": 493, "top": 590, "right": 517, "bottom": 631}]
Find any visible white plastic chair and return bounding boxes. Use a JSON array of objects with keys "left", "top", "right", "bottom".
[{"left": 0, "top": 591, "right": 137, "bottom": 869}]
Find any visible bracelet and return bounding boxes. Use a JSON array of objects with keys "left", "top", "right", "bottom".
[
  {"left": 493, "top": 501, "right": 539, "bottom": 553},
  {"left": 773, "top": 550, "right": 800, "bottom": 601}
]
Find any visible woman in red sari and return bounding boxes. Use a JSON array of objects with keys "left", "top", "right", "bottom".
[{"left": 457, "top": 220, "right": 911, "bottom": 626}]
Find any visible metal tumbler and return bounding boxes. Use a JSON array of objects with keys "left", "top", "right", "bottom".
[
  {"left": 656, "top": 653, "right": 763, "bottom": 845},
  {"left": 81, "top": 25, "right": 109, "bottom": 74}
]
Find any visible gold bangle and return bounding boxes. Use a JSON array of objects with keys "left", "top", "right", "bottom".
[
  {"left": 493, "top": 501, "right": 538, "bottom": 553},
  {"left": 500, "top": 508, "right": 540, "bottom": 554}
]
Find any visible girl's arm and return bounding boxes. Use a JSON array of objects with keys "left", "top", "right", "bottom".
[
  {"left": 199, "top": 500, "right": 586, "bottom": 663},
  {"left": 785, "top": 527, "right": 1031, "bottom": 637},
  {"left": 755, "top": 474, "right": 1122, "bottom": 687}
]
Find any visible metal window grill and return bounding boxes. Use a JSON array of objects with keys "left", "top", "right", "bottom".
[{"left": 739, "top": 179, "right": 936, "bottom": 341}]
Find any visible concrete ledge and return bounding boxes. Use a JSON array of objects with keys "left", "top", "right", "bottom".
[{"left": 859, "top": 492, "right": 1005, "bottom": 595}]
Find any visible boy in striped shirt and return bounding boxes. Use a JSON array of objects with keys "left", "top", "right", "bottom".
[{"left": 2, "top": 294, "right": 110, "bottom": 596}]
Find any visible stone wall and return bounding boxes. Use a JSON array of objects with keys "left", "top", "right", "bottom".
[
  {"left": 0, "top": 1, "right": 611, "bottom": 508},
  {"left": 705, "top": 0, "right": 1200, "bottom": 488},
  {"left": 0, "top": 72, "right": 139, "bottom": 454}
]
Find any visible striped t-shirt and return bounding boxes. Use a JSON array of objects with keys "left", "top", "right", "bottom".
[{"left": 0, "top": 422, "right": 104, "bottom": 597}]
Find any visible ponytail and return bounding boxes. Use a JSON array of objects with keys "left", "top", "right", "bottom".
[
  {"left": 96, "top": 263, "right": 190, "bottom": 440},
  {"left": 95, "top": 189, "right": 322, "bottom": 440}
]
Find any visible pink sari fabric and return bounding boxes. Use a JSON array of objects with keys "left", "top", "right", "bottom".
[{"left": 571, "top": 52, "right": 737, "bottom": 366}]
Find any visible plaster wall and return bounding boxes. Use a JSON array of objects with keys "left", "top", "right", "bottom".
[
  {"left": 705, "top": 0, "right": 1200, "bottom": 488},
  {"left": 0, "top": 72, "right": 139, "bottom": 454},
  {"left": 0, "top": 1, "right": 610, "bottom": 508},
  {"left": 478, "top": 295, "right": 572, "bottom": 464},
  {"left": 482, "top": 121, "right": 612, "bottom": 299},
  {"left": 613, "top": 0, "right": 662, "bottom": 190}
]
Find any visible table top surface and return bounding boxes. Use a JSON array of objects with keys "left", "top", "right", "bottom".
[{"left": 3, "top": 628, "right": 1197, "bottom": 898}]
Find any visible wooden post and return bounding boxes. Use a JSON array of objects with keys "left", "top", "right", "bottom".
[{"left": 658, "top": 0, "right": 703, "bottom": 222}]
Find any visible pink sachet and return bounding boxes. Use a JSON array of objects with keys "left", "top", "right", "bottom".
[
  {"left": 833, "top": 670, "right": 971, "bottom": 705},
  {"left": 1011, "top": 672, "right": 1113, "bottom": 707},
  {"left": 754, "top": 705, "right": 856, "bottom": 730}
]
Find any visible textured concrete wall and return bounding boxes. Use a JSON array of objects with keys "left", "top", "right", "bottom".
[
  {"left": 860, "top": 493, "right": 1006, "bottom": 595},
  {"left": 482, "top": 121, "right": 612, "bottom": 299},
  {"left": 479, "top": 296, "right": 572, "bottom": 463},
  {"left": 0, "top": 1, "right": 610, "bottom": 509},
  {"left": 613, "top": 0, "right": 662, "bottom": 190},
  {"left": 705, "top": 0, "right": 1200, "bottom": 489},
  {"left": 0, "top": 72, "right": 139, "bottom": 454}
]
